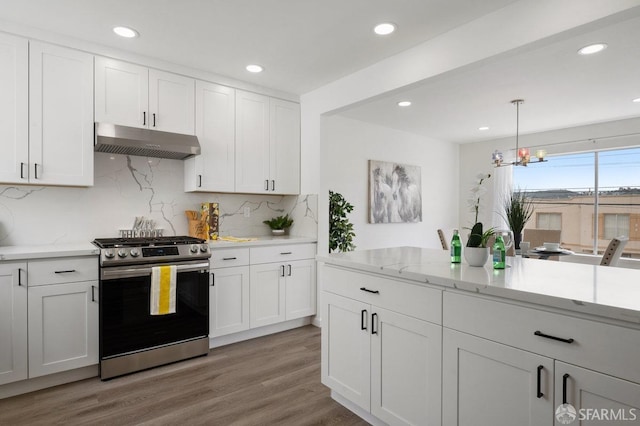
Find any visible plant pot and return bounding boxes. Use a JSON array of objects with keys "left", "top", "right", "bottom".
[
  {"left": 514, "top": 232, "right": 523, "bottom": 250},
  {"left": 271, "top": 229, "right": 285, "bottom": 236},
  {"left": 464, "top": 246, "right": 489, "bottom": 267}
]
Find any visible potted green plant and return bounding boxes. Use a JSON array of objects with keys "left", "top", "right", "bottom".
[
  {"left": 501, "top": 189, "right": 534, "bottom": 249},
  {"left": 465, "top": 173, "right": 495, "bottom": 266},
  {"left": 329, "top": 190, "right": 356, "bottom": 252},
  {"left": 263, "top": 214, "right": 294, "bottom": 236}
]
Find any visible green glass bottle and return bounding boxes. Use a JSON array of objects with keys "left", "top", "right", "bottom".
[
  {"left": 450, "top": 229, "right": 461, "bottom": 263},
  {"left": 493, "top": 233, "right": 506, "bottom": 269}
]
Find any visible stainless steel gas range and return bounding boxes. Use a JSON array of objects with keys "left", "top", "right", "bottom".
[{"left": 92, "top": 236, "right": 211, "bottom": 380}]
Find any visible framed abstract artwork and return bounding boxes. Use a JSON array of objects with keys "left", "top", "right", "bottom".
[{"left": 368, "top": 160, "right": 422, "bottom": 223}]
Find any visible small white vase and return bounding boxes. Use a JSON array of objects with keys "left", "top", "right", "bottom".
[{"left": 464, "top": 246, "right": 489, "bottom": 267}]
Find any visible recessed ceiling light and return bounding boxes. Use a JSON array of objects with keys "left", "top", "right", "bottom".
[
  {"left": 577, "top": 43, "right": 607, "bottom": 55},
  {"left": 374, "top": 23, "right": 396, "bottom": 36},
  {"left": 478, "top": 126, "right": 490, "bottom": 131},
  {"left": 633, "top": 97, "right": 640, "bottom": 103},
  {"left": 113, "top": 26, "right": 138, "bottom": 38},
  {"left": 397, "top": 101, "right": 411, "bottom": 107},
  {"left": 246, "top": 64, "right": 264, "bottom": 73}
]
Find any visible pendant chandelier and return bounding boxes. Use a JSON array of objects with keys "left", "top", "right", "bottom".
[{"left": 492, "top": 99, "right": 547, "bottom": 167}]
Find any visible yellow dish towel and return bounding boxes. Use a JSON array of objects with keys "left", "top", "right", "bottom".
[
  {"left": 150, "top": 265, "right": 176, "bottom": 315},
  {"left": 218, "top": 236, "right": 258, "bottom": 242}
]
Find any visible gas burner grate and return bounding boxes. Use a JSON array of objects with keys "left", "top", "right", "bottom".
[{"left": 92, "top": 236, "right": 206, "bottom": 248}]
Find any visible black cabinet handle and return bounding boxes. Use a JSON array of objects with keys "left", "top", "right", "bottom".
[
  {"left": 17, "top": 268, "right": 23, "bottom": 286},
  {"left": 264, "top": 180, "right": 269, "bottom": 191},
  {"left": 562, "top": 373, "right": 570, "bottom": 404},
  {"left": 536, "top": 365, "right": 544, "bottom": 398},
  {"left": 287, "top": 264, "right": 292, "bottom": 276},
  {"left": 222, "top": 257, "right": 237, "bottom": 261},
  {"left": 211, "top": 272, "right": 215, "bottom": 286},
  {"left": 198, "top": 174, "right": 202, "bottom": 187},
  {"left": 360, "top": 287, "right": 380, "bottom": 294},
  {"left": 153, "top": 113, "right": 156, "bottom": 127},
  {"left": 280, "top": 265, "right": 285, "bottom": 277},
  {"left": 34, "top": 163, "right": 39, "bottom": 179},
  {"left": 271, "top": 180, "right": 275, "bottom": 191},
  {"left": 534, "top": 330, "right": 574, "bottom": 344},
  {"left": 280, "top": 252, "right": 292, "bottom": 255},
  {"left": 371, "top": 313, "right": 378, "bottom": 335},
  {"left": 143, "top": 111, "right": 146, "bottom": 126},
  {"left": 20, "top": 162, "right": 25, "bottom": 179},
  {"left": 361, "top": 309, "right": 367, "bottom": 330},
  {"left": 91, "top": 285, "right": 97, "bottom": 302},
  {"left": 54, "top": 270, "right": 77, "bottom": 274}
]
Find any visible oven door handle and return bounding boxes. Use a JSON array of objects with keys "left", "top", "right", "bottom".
[{"left": 100, "top": 262, "right": 210, "bottom": 280}]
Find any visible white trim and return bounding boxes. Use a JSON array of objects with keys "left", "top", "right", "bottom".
[{"left": 0, "top": 365, "right": 98, "bottom": 400}]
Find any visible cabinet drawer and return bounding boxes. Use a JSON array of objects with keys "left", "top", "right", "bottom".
[
  {"left": 250, "top": 243, "right": 316, "bottom": 264},
  {"left": 323, "top": 265, "right": 441, "bottom": 324},
  {"left": 211, "top": 248, "right": 249, "bottom": 268},
  {"left": 443, "top": 291, "right": 640, "bottom": 384},
  {"left": 28, "top": 256, "right": 98, "bottom": 286}
]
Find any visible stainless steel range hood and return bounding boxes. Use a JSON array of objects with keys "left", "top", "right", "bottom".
[{"left": 95, "top": 123, "right": 201, "bottom": 160}]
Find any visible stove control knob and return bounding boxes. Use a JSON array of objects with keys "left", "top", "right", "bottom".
[
  {"left": 104, "top": 249, "right": 115, "bottom": 259},
  {"left": 190, "top": 244, "right": 199, "bottom": 254},
  {"left": 200, "top": 244, "right": 209, "bottom": 253},
  {"left": 117, "top": 249, "right": 128, "bottom": 258},
  {"left": 130, "top": 248, "right": 140, "bottom": 257}
]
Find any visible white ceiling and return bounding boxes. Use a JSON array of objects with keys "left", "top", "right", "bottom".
[{"left": 1, "top": 1, "right": 639, "bottom": 144}]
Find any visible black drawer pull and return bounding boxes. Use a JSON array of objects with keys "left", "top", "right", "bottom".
[
  {"left": 534, "top": 330, "right": 574, "bottom": 344},
  {"left": 562, "top": 373, "right": 570, "bottom": 404},
  {"left": 360, "top": 287, "right": 380, "bottom": 294},
  {"left": 361, "top": 309, "right": 367, "bottom": 330},
  {"left": 222, "top": 257, "right": 237, "bottom": 261},
  {"left": 280, "top": 252, "right": 292, "bottom": 255},
  {"left": 536, "top": 365, "right": 544, "bottom": 398},
  {"left": 54, "top": 270, "right": 77, "bottom": 274}
]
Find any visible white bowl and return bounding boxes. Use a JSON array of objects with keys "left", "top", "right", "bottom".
[{"left": 543, "top": 242, "right": 560, "bottom": 251}]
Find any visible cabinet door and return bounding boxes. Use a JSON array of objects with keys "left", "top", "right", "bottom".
[
  {"left": 371, "top": 307, "right": 442, "bottom": 426},
  {"left": 321, "top": 292, "right": 371, "bottom": 411},
  {"left": 149, "top": 69, "right": 195, "bottom": 135},
  {"left": 29, "top": 42, "right": 94, "bottom": 186},
  {"left": 285, "top": 259, "right": 316, "bottom": 320},
  {"left": 0, "top": 263, "right": 28, "bottom": 385},
  {"left": 95, "top": 57, "right": 148, "bottom": 128},
  {"left": 235, "top": 90, "right": 270, "bottom": 193},
  {"left": 28, "top": 281, "right": 98, "bottom": 378},
  {"left": 269, "top": 98, "right": 300, "bottom": 194},
  {"left": 249, "top": 263, "right": 285, "bottom": 328},
  {"left": 555, "top": 361, "right": 640, "bottom": 425},
  {"left": 210, "top": 266, "right": 250, "bottom": 337},
  {"left": 185, "top": 81, "right": 235, "bottom": 192},
  {"left": 442, "top": 328, "right": 553, "bottom": 426},
  {"left": 0, "top": 33, "right": 28, "bottom": 184}
]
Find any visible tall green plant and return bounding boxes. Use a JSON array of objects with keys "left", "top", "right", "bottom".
[
  {"left": 329, "top": 190, "right": 356, "bottom": 253},
  {"left": 502, "top": 189, "right": 534, "bottom": 237}
]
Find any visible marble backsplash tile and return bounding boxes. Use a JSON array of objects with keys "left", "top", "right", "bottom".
[{"left": 0, "top": 153, "right": 317, "bottom": 246}]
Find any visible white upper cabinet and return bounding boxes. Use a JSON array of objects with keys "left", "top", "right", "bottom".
[
  {"left": 235, "top": 90, "right": 300, "bottom": 195},
  {"left": 29, "top": 42, "right": 94, "bottom": 186},
  {"left": 0, "top": 33, "right": 28, "bottom": 184},
  {"left": 185, "top": 81, "right": 236, "bottom": 192},
  {"left": 95, "top": 57, "right": 195, "bottom": 135}
]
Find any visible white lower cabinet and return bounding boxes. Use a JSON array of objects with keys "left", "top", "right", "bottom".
[
  {"left": 27, "top": 281, "right": 98, "bottom": 378},
  {"left": 0, "top": 263, "right": 28, "bottom": 385},
  {"left": 210, "top": 265, "right": 250, "bottom": 337},
  {"left": 321, "top": 266, "right": 442, "bottom": 426},
  {"left": 250, "top": 262, "right": 286, "bottom": 328},
  {"left": 443, "top": 328, "right": 554, "bottom": 426},
  {"left": 284, "top": 259, "right": 316, "bottom": 320}
]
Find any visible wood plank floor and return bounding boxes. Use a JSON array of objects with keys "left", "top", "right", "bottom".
[{"left": 0, "top": 325, "right": 369, "bottom": 426}]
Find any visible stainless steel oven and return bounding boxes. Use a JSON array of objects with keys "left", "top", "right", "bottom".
[{"left": 93, "top": 237, "right": 211, "bottom": 380}]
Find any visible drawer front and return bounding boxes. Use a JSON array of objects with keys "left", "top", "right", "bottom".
[
  {"left": 443, "top": 291, "right": 640, "bottom": 384},
  {"left": 323, "top": 265, "right": 441, "bottom": 324},
  {"left": 250, "top": 243, "right": 316, "bottom": 264},
  {"left": 210, "top": 248, "right": 249, "bottom": 268},
  {"left": 28, "top": 256, "right": 98, "bottom": 286}
]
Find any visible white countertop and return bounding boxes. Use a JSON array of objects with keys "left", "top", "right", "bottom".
[
  {"left": 208, "top": 236, "right": 317, "bottom": 249},
  {"left": 318, "top": 247, "right": 640, "bottom": 325},
  {"left": 0, "top": 243, "right": 99, "bottom": 261}
]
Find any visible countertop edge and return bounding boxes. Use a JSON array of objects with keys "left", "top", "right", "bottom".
[{"left": 0, "top": 243, "right": 100, "bottom": 261}]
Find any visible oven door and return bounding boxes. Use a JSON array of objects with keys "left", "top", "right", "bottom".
[{"left": 99, "top": 261, "right": 209, "bottom": 359}]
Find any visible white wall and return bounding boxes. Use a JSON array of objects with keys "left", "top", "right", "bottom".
[{"left": 325, "top": 116, "right": 459, "bottom": 251}]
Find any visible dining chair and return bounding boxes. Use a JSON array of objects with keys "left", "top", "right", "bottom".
[
  {"left": 523, "top": 229, "right": 562, "bottom": 250},
  {"left": 600, "top": 236, "right": 629, "bottom": 267},
  {"left": 437, "top": 229, "right": 448, "bottom": 251}
]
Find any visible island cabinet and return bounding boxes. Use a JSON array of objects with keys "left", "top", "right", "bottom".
[
  {"left": 321, "top": 265, "right": 443, "bottom": 426},
  {"left": 0, "top": 262, "right": 28, "bottom": 386},
  {"left": 95, "top": 57, "right": 195, "bottom": 135},
  {"left": 442, "top": 291, "right": 640, "bottom": 426}
]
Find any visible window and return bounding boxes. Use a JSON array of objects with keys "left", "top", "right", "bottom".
[
  {"left": 603, "top": 214, "right": 630, "bottom": 239},
  {"left": 514, "top": 147, "right": 640, "bottom": 259},
  {"left": 536, "top": 213, "right": 562, "bottom": 230}
]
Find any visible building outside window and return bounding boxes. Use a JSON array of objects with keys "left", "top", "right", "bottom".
[{"left": 514, "top": 147, "right": 640, "bottom": 259}]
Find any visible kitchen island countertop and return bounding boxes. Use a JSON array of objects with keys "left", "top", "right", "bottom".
[{"left": 318, "top": 246, "right": 640, "bottom": 325}]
